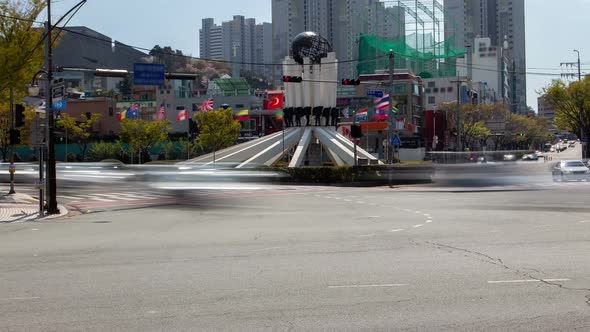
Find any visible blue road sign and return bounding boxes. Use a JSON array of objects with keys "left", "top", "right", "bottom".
[
  {"left": 366, "top": 90, "right": 384, "bottom": 98},
  {"left": 134, "top": 63, "right": 165, "bottom": 86},
  {"left": 52, "top": 98, "right": 66, "bottom": 111},
  {"left": 391, "top": 134, "right": 402, "bottom": 147}
]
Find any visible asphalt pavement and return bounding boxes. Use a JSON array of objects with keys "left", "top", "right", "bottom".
[{"left": 1, "top": 172, "right": 590, "bottom": 330}]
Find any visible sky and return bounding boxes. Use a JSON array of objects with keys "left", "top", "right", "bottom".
[{"left": 47, "top": 0, "right": 590, "bottom": 111}]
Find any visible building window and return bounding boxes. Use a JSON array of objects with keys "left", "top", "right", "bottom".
[
  {"left": 108, "top": 107, "right": 114, "bottom": 116},
  {"left": 433, "top": 88, "right": 439, "bottom": 93},
  {"left": 427, "top": 81, "right": 435, "bottom": 88},
  {"left": 235, "top": 104, "right": 245, "bottom": 109},
  {"left": 428, "top": 96, "right": 436, "bottom": 104},
  {"left": 440, "top": 88, "right": 446, "bottom": 93},
  {"left": 447, "top": 86, "right": 453, "bottom": 92},
  {"left": 425, "top": 88, "right": 431, "bottom": 93}
]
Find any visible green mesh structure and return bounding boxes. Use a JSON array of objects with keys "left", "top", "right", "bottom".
[
  {"left": 357, "top": 34, "right": 465, "bottom": 78},
  {"left": 207, "top": 77, "right": 251, "bottom": 96}
]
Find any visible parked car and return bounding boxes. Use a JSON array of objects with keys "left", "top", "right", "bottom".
[
  {"left": 552, "top": 160, "right": 590, "bottom": 182},
  {"left": 503, "top": 154, "right": 517, "bottom": 161}
]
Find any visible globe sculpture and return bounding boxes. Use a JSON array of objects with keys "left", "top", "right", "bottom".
[{"left": 290, "top": 31, "right": 333, "bottom": 65}]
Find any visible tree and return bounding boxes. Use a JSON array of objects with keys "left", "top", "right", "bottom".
[
  {"left": 116, "top": 76, "right": 133, "bottom": 97},
  {"left": 0, "top": 0, "right": 46, "bottom": 97},
  {"left": 193, "top": 108, "right": 241, "bottom": 152},
  {"left": 119, "top": 119, "right": 171, "bottom": 163},
  {"left": 544, "top": 77, "right": 590, "bottom": 157},
  {"left": 56, "top": 113, "right": 102, "bottom": 161},
  {"left": 149, "top": 45, "right": 187, "bottom": 72}
]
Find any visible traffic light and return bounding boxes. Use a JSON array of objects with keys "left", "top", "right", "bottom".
[
  {"left": 341, "top": 78, "right": 360, "bottom": 86},
  {"left": 15, "top": 104, "right": 25, "bottom": 127},
  {"left": 283, "top": 76, "right": 303, "bottom": 83},
  {"left": 9, "top": 129, "right": 21, "bottom": 145},
  {"left": 351, "top": 124, "right": 363, "bottom": 138}
]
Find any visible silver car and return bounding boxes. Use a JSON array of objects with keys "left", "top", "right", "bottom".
[{"left": 552, "top": 160, "right": 590, "bottom": 182}]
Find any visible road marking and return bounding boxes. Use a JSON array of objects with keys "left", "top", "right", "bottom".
[
  {"left": 413, "top": 224, "right": 423, "bottom": 228},
  {"left": 356, "top": 201, "right": 366, "bottom": 204},
  {"left": 389, "top": 229, "right": 404, "bottom": 232},
  {"left": 59, "top": 195, "right": 85, "bottom": 201},
  {"left": 252, "top": 247, "right": 281, "bottom": 252},
  {"left": 359, "top": 233, "right": 376, "bottom": 238},
  {"left": 415, "top": 211, "right": 422, "bottom": 214},
  {"left": 578, "top": 220, "right": 590, "bottom": 223},
  {"left": 0, "top": 296, "right": 40, "bottom": 301},
  {"left": 368, "top": 203, "right": 377, "bottom": 206},
  {"left": 367, "top": 216, "right": 381, "bottom": 219},
  {"left": 402, "top": 209, "right": 412, "bottom": 212},
  {"left": 487, "top": 278, "right": 570, "bottom": 284},
  {"left": 85, "top": 195, "right": 115, "bottom": 202},
  {"left": 31, "top": 228, "right": 39, "bottom": 231},
  {"left": 329, "top": 283, "right": 408, "bottom": 289},
  {"left": 343, "top": 199, "right": 352, "bottom": 202},
  {"left": 425, "top": 220, "right": 433, "bottom": 223}
]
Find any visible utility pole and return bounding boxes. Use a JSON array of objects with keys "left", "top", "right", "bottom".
[
  {"left": 387, "top": 49, "right": 395, "bottom": 164},
  {"left": 574, "top": 49, "right": 581, "bottom": 81},
  {"left": 8, "top": 87, "right": 15, "bottom": 194},
  {"left": 450, "top": 76, "right": 469, "bottom": 152},
  {"left": 45, "top": 3, "right": 59, "bottom": 214}
]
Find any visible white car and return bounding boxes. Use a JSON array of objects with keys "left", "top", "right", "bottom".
[{"left": 552, "top": 160, "right": 590, "bottom": 182}]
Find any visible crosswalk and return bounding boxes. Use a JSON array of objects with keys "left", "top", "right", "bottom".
[{"left": 59, "top": 191, "right": 169, "bottom": 203}]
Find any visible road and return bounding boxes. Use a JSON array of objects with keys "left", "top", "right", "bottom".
[
  {"left": 0, "top": 145, "right": 588, "bottom": 330},
  {"left": 1, "top": 174, "right": 590, "bottom": 330}
]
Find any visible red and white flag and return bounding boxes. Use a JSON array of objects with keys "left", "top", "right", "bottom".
[
  {"left": 177, "top": 109, "right": 188, "bottom": 122},
  {"left": 264, "top": 93, "right": 283, "bottom": 110},
  {"left": 199, "top": 97, "right": 214, "bottom": 112},
  {"left": 156, "top": 102, "right": 166, "bottom": 121}
]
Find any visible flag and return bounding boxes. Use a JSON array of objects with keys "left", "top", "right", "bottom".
[
  {"left": 341, "top": 107, "right": 350, "bottom": 119},
  {"left": 391, "top": 104, "right": 399, "bottom": 113},
  {"left": 127, "top": 104, "right": 139, "bottom": 119},
  {"left": 177, "top": 109, "right": 188, "bottom": 122},
  {"left": 235, "top": 109, "right": 249, "bottom": 121},
  {"left": 117, "top": 109, "right": 127, "bottom": 121},
  {"left": 275, "top": 110, "right": 284, "bottom": 121},
  {"left": 375, "top": 108, "right": 388, "bottom": 121},
  {"left": 156, "top": 102, "right": 166, "bottom": 121},
  {"left": 199, "top": 97, "right": 214, "bottom": 112},
  {"left": 264, "top": 93, "right": 283, "bottom": 110},
  {"left": 375, "top": 94, "right": 390, "bottom": 111},
  {"left": 355, "top": 108, "right": 368, "bottom": 122}
]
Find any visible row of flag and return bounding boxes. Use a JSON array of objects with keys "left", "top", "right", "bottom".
[{"left": 350, "top": 94, "right": 399, "bottom": 122}]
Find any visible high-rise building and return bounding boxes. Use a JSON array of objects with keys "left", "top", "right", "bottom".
[
  {"left": 199, "top": 17, "right": 272, "bottom": 79},
  {"left": 444, "top": 0, "right": 526, "bottom": 114},
  {"left": 538, "top": 95, "right": 556, "bottom": 131},
  {"left": 271, "top": 0, "right": 405, "bottom": 82}
]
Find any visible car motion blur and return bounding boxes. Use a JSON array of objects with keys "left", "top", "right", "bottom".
[{"left": 552, "top": 160, "right": 590, "bottom": 182}]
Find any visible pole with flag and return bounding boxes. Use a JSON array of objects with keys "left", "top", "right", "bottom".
[
  {"left": 177, "top": 108, "right": 188, "bottom": 122},
  {"left": 156, "top": 102, "right": 166, "bottom": 121}
]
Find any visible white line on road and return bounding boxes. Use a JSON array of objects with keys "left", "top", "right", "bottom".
[
  {"left": 0, "top": 296, "right": 40, "bottom": 301},
  {"left": 415, "top": 211, "right": 422, "bottom": 214},
  {"left": 359, "top": 233, "right": 376, "bottom": 238},
  {"left": 328, "top": 283, "right": 408, "bottom": 289},
  {"left": 578, "top": 220, "right": 590, "bottom": 223},
  {"left": 389, "top": 229, "right": 405, "bottom": 232},
  {"left": 343, "top": 199, "right": 352, "bottom": 202},
  {"left": 413, "top": 224, "right": 423, "bottom": 228},
  {"left": 31, "top": 228, "right": 39, "bottom": 231},
  {"left": 487, "top": 278, "right": 570, "bottom": 284},
  {"left": 425, "top": 220, "right": 433, "bottom": 223},
  {"left": 356, "top": 201, "right": 366, "bottom": 204},
  {"left": 59, "top": 195, "right": 85, "bottom": 201},
  {"left": 252, "top": 247, "right": 281, "bottom": 252}
]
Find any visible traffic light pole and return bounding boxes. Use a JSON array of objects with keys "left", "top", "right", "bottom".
[
  {"left": 8, "top": 87, "right": 15, "bottom": 194},
  {"left": 45, "top": 11, "right": 59, "bottom": 214},
  {"left": 388, "top": 49, "right": 395, "bottom": 164}
]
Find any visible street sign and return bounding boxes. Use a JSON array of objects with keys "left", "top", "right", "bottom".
[
  {"left": 52, "top": 84, "right": 65, "bottom": 99},
  {"left": 366, "top": 90, "right": 384, "bottom": 98},
  {"left": 35, "top": 180, "right": 45, "bottom": 190},
  {"left": 391, "top": 134, "right": 402, "bottom": 147},
  {"left": 52, "top": 98, "right": 66, "bottom": 111},
  {"left": 134, "top": 63, "right": 165, "bottom": 86},
  {"left": 8, "top": 164, "right": 15, "bottom": 174}
]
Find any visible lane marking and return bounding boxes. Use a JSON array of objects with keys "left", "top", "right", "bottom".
[
  {"left": 367, "top": 216, "right": 381, "bottom": 219},
  {"left": 415, "top": 211, "right": 422, "bottom": 214},
  {"left": 425, "top": 220, "right": 433, "bottom": 223},
  {"left": 31, "top": 228, "right": 39, "bottom": 231},
  {"left": 328, "top": 283, "right": 408, "bottom": 289},
  {"left": 413, "top": 224, "right": 423, "bottom": 228},
  {"left": 578, "top": 220, "right": 590, "bottom": 223},
  {"left": 359, "top": 233, "right": 376, "bottom": 238},
  {"left": 0, "top": 296, "right": 40, "bottom": 301},
  {"left": 389, "top": 229, "right": 405, "bottom": 232},
  {"left": 59, "top": 195, "right": 85, "bottom": 201},
  {"left": 487, "top": 278, "right": 570, "bottom": 284},
  {"left": 356, "top": 201, "right": 366, "bottom": 204},
  {"left": 343, "top": 199, "right": 352, "bottom": 202},
  {"left": 252, "top": 247, "right": 281, "bottom": 252}
]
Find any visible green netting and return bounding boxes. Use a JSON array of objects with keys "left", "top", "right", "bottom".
[
  {"left": 357, "top": 34, "right": 465, "bottom": 78},
  {"left": 207, "top": 77, "right": 251, "bottom": 96}
]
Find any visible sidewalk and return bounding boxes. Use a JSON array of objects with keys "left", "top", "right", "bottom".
[{"left": 0, "top": 193, "right": 68, "bottom": 223}]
